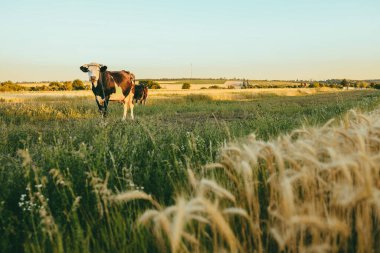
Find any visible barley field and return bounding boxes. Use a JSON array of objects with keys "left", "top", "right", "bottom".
[{"left": 1, "top": 90, "right": 380, "bottom": 252}]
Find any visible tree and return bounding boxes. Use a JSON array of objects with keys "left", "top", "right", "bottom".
[
  {"left": 341, "top": 79, "right": 348, "bottom": 90},
  {"left": 182, "top": 83, "right": 191, "bottom": 89},
  {"left": 356, "top": 81, "right": 368, "bottom": 89},
  {"left": 72, "top": 79, "right": 86, "bottom": 90}
]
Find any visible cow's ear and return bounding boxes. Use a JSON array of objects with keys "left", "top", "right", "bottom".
[
  {"left": 100, "top": 65, "right": 107, "bottom": 72},
  {"left": 80, "top": 66, "right": 89, "bottom": 72}
]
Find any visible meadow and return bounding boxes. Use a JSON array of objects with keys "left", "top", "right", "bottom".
[
  {"left": 12, "top": 79, "right": 306, "bottom": 90},
  {"left": 1, "top": 89, "right": 380, "bottom": 252}
]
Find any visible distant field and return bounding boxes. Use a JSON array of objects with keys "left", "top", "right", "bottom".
[
  {"left": 1, "top": 90, "right": 379, "bottom": 252},
  {"left": 155, "top": 79, "right": 300, "bottom": 89},
  {"left": 155, "top": 79, "right": 227, "bottom": 85},
  {"left": 16, "top": 81, "right": 92, "bottom": 88},
  {"left": 150, "top": 87, "right": 343, "bottom": 100},
  {"left": 14, "top": 79, "right": 301, "bottom": 90},
  {"left": 0, "top": 87, "right": 342, "bottom": 102},
  {"left": 249, "top": 80, "right": 300, "bottom": 86}
]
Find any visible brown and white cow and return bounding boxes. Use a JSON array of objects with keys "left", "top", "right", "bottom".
[{"left": 80, "top": 62, "right": 135, "bottom": 120}]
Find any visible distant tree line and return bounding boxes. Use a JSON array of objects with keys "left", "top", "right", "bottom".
[
  {"left": 0, "top": 81, "right": 27, "bottom": 92},
  {"left": 246, "top": 79, "right": 380, "bottom": 89},
  {"left": 317, "top": 79, "right": 380, "bottom": 89},
  {"left": 2, "top": 78, "right": 380, "bottom": 92},
  {"left": 0, "top": 80, "right": 90, "bottom": 92}
]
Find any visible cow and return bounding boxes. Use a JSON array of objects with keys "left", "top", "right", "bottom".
[
  {"left": 133, "top": 84, "right": 148, "bottom": 105},
  {"left": 80, "top": 62, "right": 135, "bottom": 120}
]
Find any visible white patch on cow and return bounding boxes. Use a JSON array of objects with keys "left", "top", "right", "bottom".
[
  {"left": 109, "top": 77, "right": 125, "bottom": 101},
  {"left": 87, "top": 64, "right": 101, "bottom": 86},
  {"left": 81, "top": 62, "right": 103, "bottom": 87},
  {"left": 114, "top": 81, "right": 123, "bottom": 96}
]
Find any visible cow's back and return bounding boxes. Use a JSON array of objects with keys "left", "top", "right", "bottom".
[{"left": 108, "top": 71, "right": 135, "bottom": 97}]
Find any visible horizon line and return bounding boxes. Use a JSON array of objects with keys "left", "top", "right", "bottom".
[{"left": 3, "top": 77, "right": 380, "bottom": 83}]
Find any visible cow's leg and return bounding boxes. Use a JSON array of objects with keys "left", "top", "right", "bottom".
[
  {"left": 122, "top": 101, "right": 128, "bottom": 121},
  {"left": 129, "top": 94, "right": 134, "bottom": 120}
]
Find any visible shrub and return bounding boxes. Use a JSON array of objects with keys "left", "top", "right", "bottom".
[
  {"left": 72, "top": 79, "right": 86, "bottom": 90},
  {"left": 208, "top": 85, "right": 223, "bottom": 89},
  {"left": 182, "top": 83, "right": 191, "bottom": 89},
  {"left": 309, "top": 82, "right": 320, "bottom": 88},
  {"left": 139, "top": 80, "right": 161, "bottom": 89},
  {"left": 30, "top": 85, "right": 51, "bottom": 91},
  {"left": 0, "top": 81, "right": 26, "bottom": 92},
  {"left": 63, "top": 81, "right": 73, "bottom": 91},
  {"left": 49, "top": 82, "right": 65, "bottom": 91}
]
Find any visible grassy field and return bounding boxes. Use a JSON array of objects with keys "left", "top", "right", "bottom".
[
  {"left": 155, "top": 79, "right": 299, "bottom": 89},
  {"left": 14, "top": 79, "right": 301, "bottom": 90},
  {"left": 0, "top": 87, "right": 341, "bottom": 102},
  {"left": 157, "top": 79, "right": 227, "bottom": 85},
  {"left": 1, "top": 90, "right": 380, "bottom": 252}
]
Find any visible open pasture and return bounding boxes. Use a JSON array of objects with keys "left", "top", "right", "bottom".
[
  {"left": 13, "top": 79, "right": 303, "bottom": 91},
  {"left": 0, "top": 87, "right": 341, "bottom": 102},
  {"left": 0, "top": 90, "right": 380, "bottom": 252},
  {"left": 155, "top": 79, "right": 299, "bottom": 89}
]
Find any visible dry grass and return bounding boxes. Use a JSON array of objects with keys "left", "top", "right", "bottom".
[
  {"left": 148, "top": 87, "right": 341, "bottom": 101},
  {"left": 0, "top": 88, "right": 341, "bottom": 103},
  {"left": 132, "top": 108, "right": 380, "bottom": 252},
  {"left": 0, "top": 90, "right": 92, "bottom": 102},
  {"left": 155, "top": 80, "right": 300, "bottom": 89}
]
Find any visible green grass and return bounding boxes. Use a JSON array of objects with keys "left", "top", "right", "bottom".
[{"left": 0, "top": 90, "right": 379, "bottom": 252}]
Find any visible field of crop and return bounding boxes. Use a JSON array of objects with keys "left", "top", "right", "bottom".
[{"left": 1, "top": 90, "right": 380, "bottom": 252}]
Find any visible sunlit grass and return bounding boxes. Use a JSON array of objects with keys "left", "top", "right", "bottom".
[{"left": 0, "top": 90, "right": 379, "bottom": 252}]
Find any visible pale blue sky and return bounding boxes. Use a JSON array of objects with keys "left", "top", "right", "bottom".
[{"left": 0, "top": 0, "right": 379, "bottom": 81}]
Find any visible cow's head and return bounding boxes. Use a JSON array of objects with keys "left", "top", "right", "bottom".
[{"left": 80, "top": 62, "right": 107, "bottom": 87}]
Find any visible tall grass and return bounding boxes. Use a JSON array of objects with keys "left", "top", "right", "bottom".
[
  {"left": 137, "top": 108, "right": 380, "bottom": 252},
  {"left": 0, "top": 90, "right": 379, "bottom": 252}
]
